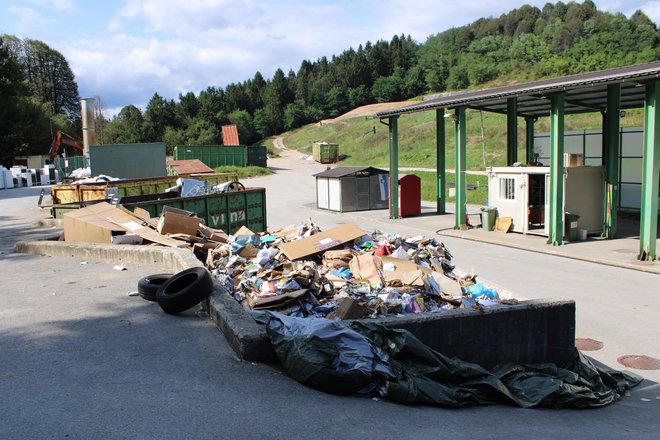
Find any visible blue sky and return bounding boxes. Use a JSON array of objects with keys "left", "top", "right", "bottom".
[{"left": 1, "top": 0, "right": 658, "bottom": 116}]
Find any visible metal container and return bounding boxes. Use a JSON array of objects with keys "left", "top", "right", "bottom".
[
  {"left": 312, "top": 142, "right": 339, "bottom": 164},
  {"left": 247, "top": 146, "right": 268, "bottom": 167},
  {"left": 90, "top": 142, "right": 167, "bottom": 179},
  {"left": 50, "top": 173, "right": 239, "bottom": 204},
  {"left": 121, "top": 188, "right": 267, "bottom": 234},
  {"left": 51, "top": 199, "right": 108, "bottom": 219},
  {"left": 174, "top": 145, "right": 247, "bottom": 168},
  {"left": 53, "top": 156, "right": 87, "bottom": 177}
]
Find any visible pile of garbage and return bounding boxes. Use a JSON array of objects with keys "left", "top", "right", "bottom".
[{"left": 206, "top": 219, "right": 516, "bottom": 319}]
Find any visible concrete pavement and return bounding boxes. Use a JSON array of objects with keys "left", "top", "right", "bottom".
[{"left": 1, "top": 152, "right": 660, "bottom": 438}]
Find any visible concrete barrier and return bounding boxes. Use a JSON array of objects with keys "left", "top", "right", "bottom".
[{"left": 15, "top": 240, "right": 576, "bottom": 367}]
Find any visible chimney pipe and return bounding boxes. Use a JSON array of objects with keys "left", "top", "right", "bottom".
[{"left": 80, "top": 98, "right": 97, "bottom": 156}]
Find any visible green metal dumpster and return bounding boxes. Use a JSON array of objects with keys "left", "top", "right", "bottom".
[
  {"left": 120, "top": 188, "right": 267, "bottom": 235},
  {"left": 565, "top": 213, "right": 580, "bottom": 242},
  {"left": 50, "top": 173, "right": 239, "bottom": 204},
  {"left": 174, "top": 145, "right": 247, "bottom": 168},
  {"left": 312, "top": 142, "right": 339, "bottom": 164},
  {"left": 247, "top": 146, "right": 268, "bottom": 167}
]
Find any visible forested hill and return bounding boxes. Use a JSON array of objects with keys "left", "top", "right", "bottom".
[
  {"left": 137, "top": 0, "right": 658, "bottom": 150},
  {"left": 1, "top": 1, "right": 658, "bottom": 163}
]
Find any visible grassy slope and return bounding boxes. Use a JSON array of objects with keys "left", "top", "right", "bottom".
[{"left": 280, "top": 107, "right": 644, "bottom": 205}]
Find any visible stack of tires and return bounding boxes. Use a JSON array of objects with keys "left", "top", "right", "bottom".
[{"left": 137, "top": 267, "right": 213, "bottom": 314}]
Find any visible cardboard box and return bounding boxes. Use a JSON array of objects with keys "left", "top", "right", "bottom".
[
  {"left": 234, "top": 225, "right": 255, "bottom": 236},
  {"left": 349, "top": 252, "right": 383, "bottom": 287},
  {"left": 278, "top": 223, "right": 365, "bottom": 260},
  {"left": 64, "top": 202, "right": 188, "bottom": 247},
  {"left": 157, "top": 210, "right": 200, "bottom": 236},
  {"left": 563, "top": 153, "right": 584, "bottom": 167},
  {"left": 64, "top": 202, "right": 133, "bottom": 244},
  {"left": 332, "top": 297, "right": 369, "bottom": 319}
]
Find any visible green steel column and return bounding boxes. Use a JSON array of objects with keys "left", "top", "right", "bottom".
[
  {"left": 639, "top": 81, "right": 660, "bottom": 261},
  {"left": 436, "top": 109, "right": 446, "bottom": 214},
  {"left": 388, "top": 116, "right": 400, "bottom": 219},
  {"left": 507, "top": 98, "right": 518, "bottom": 165},
  {"left": 603, "top": 84, "right": 621, "bottom": 239},
  {"left": 455, "top": 107, "right": 467, "bottom": 229},
  {"left": 525, "top": 117, "right": 535, "bottom": 164},
  {"left": 548, "top": 93, "right": 565, "bottom": 246}
]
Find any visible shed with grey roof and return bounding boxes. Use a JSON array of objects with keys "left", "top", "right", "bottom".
[{"left": 313, "top": 166, "right": 389, "bottom": 212}]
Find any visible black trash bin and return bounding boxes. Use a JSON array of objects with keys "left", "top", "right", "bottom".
[{"left": 565, "top": 213, "right": 580, "bottom": 242}]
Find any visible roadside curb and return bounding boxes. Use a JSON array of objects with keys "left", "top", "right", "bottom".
[
  {"left": 14, "top": 239, "right": 275, "bottom": 362},
  {"left": 436, "top": 230, "right": 660, "bottom": 275}
]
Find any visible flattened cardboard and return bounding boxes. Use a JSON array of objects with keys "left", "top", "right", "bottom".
[
  {"left": 428, "top": 271, "right": 463, "bottom": 297},
  {"left": 381, "top": 256, "right": 430, "bottom": 273},
  {"left": 239, "top": 243, "right": 259, "bottom": 258},
  {"left": 234, "top": 225, "right": 255, "bottom": 236},
  {"left": 199, "top": 224, "right": 228, "bottom": 243},
  {"left": 349, "top": 252, "right": 383, "bottom": 287},
  {"left": 333, "top": 297, "right": 369, "bottom": 319},
  {"left": 157, "top": 211, "right": 200, "bottom": 236},
  {"left": 383, "top": 270, "right": 425, "bottom": 287},
  {"left": 495, "top": 216, "right": 513, "bottom": 233},
  {"left": 278, "top": 223, "right": 365, "bottom": 261}
]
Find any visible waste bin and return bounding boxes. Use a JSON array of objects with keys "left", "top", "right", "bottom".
[
  {"left": 481, "top": 207, "right": 497, "bottom": 231},
  {"left": 397, "top": 174, "right": 421, "bottom": 217},
  {"left": 565, "top": 213, "right": 580, "bottom": 242}
]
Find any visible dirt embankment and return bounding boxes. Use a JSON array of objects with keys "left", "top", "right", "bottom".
[{"left": 319, "top": 101, "right": 420, "bottom": 125}]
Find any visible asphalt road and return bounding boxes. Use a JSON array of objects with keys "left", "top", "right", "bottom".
[{"left": 1, "top": 158, "right": 659, "bottom": 439}]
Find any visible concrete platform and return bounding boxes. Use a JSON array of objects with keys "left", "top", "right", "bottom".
[{"left": 16, "top": 239, "right": 576, "bottom": 367}]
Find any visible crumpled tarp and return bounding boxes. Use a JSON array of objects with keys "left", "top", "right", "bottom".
[{"left": 258, "top": 312, "right": 642, "bottom": 408}]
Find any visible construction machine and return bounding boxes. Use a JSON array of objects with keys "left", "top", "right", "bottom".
[{"left": 47, "top": 129, "right": 84, "bottom": 162}]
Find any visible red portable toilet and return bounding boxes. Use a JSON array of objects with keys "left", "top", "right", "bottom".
[{"left": 397, "top": 174, "right": 421, "bottom": 217}]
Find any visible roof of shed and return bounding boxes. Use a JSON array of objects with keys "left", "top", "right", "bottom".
[
  {"left": 376, "top": 61, "right": 660, "bottom": 119},
  {"left": 313, "top": 166, "right": 388, "bottom": 178}
]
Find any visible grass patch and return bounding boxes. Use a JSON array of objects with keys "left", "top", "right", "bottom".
[
  {"left": 214, "top": 165, "right": 274, "bottom": 179},
  {"left": 279, "top": 108, "right": 644, "bottom": 172},
  {"left": 408, "top": 171, "right": 489, "bottom": 206}
]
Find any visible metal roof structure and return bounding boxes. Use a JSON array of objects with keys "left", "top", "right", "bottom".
[
  {"left": 376, "top": 61, "right": 660, "bottom": 119},
  {"left": 313, "top": 166, "right": 388, "bottom": 178},
  {"left": 166, "top": 159, "right": 214, "bottom": 175},
  {"left": 221, "top": 125, "right": 240, "bottom": 146}
]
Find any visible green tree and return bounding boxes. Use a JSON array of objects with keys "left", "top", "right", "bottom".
[
  {"left": 0, "top": 39, "right": 51, "bottom": 164},
  {"left": 283, "top": 101, "right": 307, "bottom": 131},
  {"left": 114, "top": 105, "right": 144, "bottom": 143},
  {"left": 446, "top": 65, "right": 469, "bottom": 90},
  {"left": 348, "top": 85, "right": 372, "bottom": 108},
  {"left": 4, "top": 37, "right": 81, "bottom": 121},
  {"left": 228, "top": 109, "right": 257, "bottom": 144},
  {"left": 371, "top": 75, "right": 403, "bottom": 102},
  {"left": 143, "top": 93, "right": 177, "bottom": 141}
]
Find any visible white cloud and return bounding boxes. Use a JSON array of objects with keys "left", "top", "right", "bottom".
[
  {"left": 25, "top": 0, "right": 75, "bottom": 12},
  {"left": 7, "top": 6, "right": 53, "bottom": 35},
  {"left": 59, "top": 0, "right": 660, "bottom": 115},
  {"left": 628, "top": 1, "right": 660, "bottom": 23}
]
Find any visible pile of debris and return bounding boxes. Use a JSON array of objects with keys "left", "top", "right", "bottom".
[{"left": 206, "top": 219, "right": 515, "bottom": 319}]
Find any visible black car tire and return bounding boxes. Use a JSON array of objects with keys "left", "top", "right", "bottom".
[
  {"left": 156, "top": 267, "right": 213, "bottom": 314},
  {"left": 137, "top": 273, "right": 173, "bottom": 301}
]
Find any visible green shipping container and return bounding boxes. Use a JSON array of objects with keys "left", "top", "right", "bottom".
[
  {"left": 174, "top": 145, "right": 247, "bottom": 168},
  {"left": 247, "top": 146, "right": 268, "bottom": 167},
  {"left": 121, "top": 188, "right": 267, "bottom": 235},
  {"left": 312, "top": 142, "right": 339, "bottom": 164}
]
